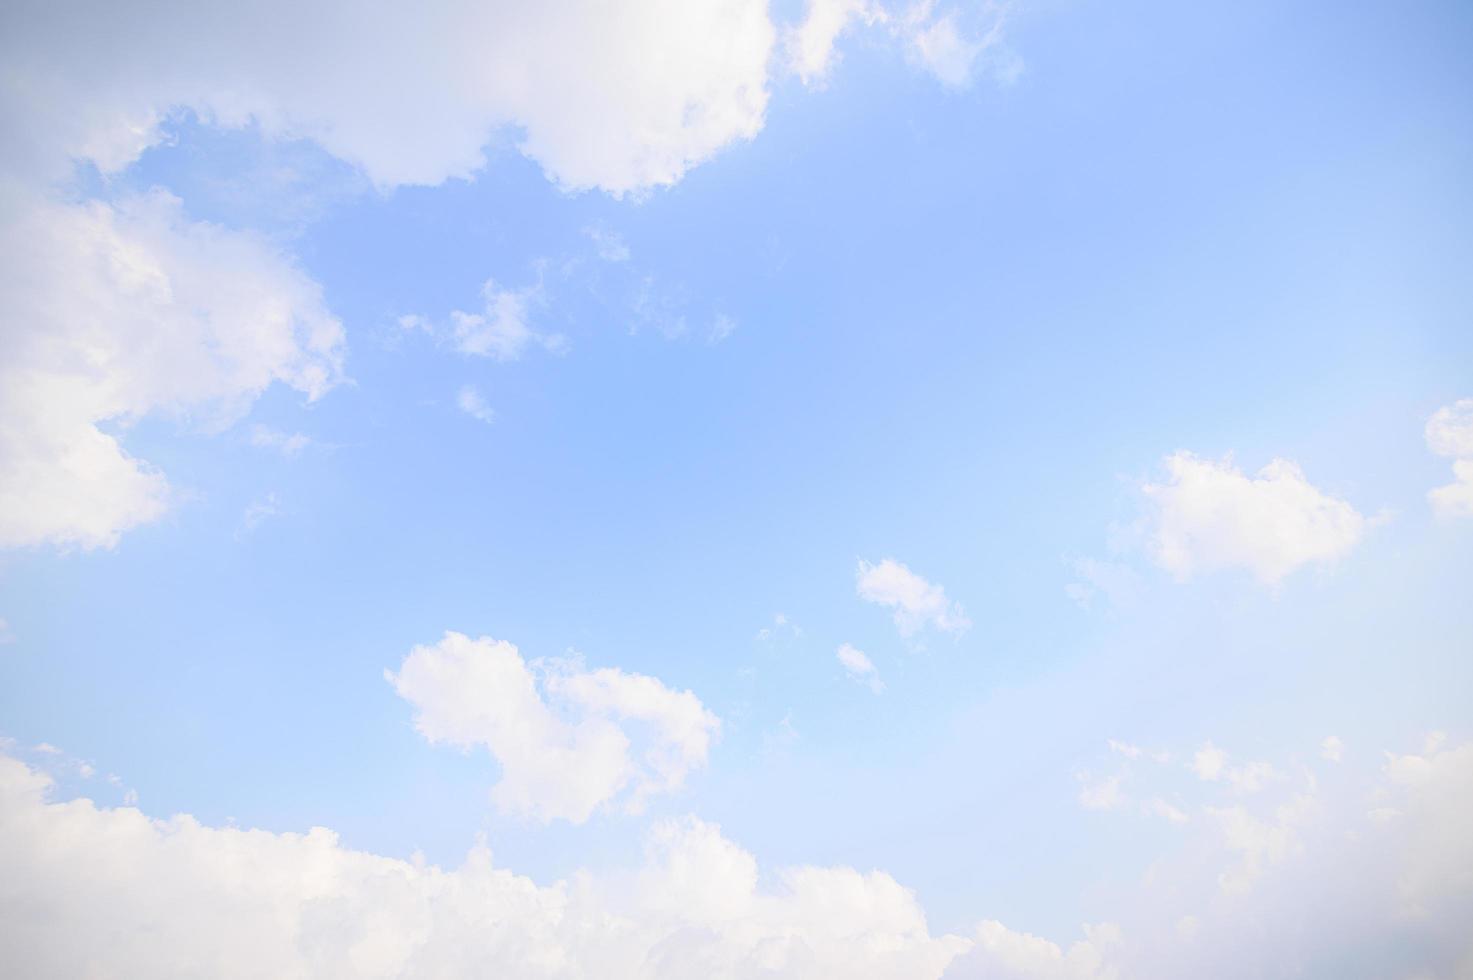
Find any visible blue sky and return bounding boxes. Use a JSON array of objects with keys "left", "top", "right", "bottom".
[{"left": 2, "top": 1, "right": 1472, "bottom": 976}]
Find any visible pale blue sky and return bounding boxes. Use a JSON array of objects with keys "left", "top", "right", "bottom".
[{"left": 1, "top": 1, "right": 1471, "bottom": 976}]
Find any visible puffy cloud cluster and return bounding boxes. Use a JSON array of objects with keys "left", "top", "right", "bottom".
[
  {"left": 3, "top": 732, "right": 1471, "bottom": 977},
  {"left": 1140, "top": 452, "right": 1367, "bottom": 585},
  {"left": 0, "top": 755, "right": 964, "bottom": 979},
  {"left": 0, "top": 190, "right": 344, "bottom": 550},
  {"left": 856, "top": 558, "right": 971, "bottom": 639},
  {"left": 386, "top": 632, "right": 720, "bottom": 824},
  {"left": 1426, "top": 399, "right": 1473, "bottom": 517},
  {"left": 0, "top": 0, "right": 779, "bottom": 551}
]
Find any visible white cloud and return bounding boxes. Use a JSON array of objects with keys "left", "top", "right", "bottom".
[
  {"left": 837, "top": 643, "right": 885, "bottom": 693},
  {"left": 856, "top": 558, "right": 971, "bottom": 639},
  {"left": 1426, "top": 399, "right": 1473, "bottom": 518},
  {"left": 1426, "top": 399, "right": 1473, "bottom": 459},
  {"left": 0, "top": 0, "right": 787, "bottom": 552},
  {"left": 456, "top": 386, "right": 496, "bottom": 425},
  {"left": 943, "top": 920, "right": 1120, "bottom": 980},
  {"left": 0, "top": 618, "right": 13, "bottom": 645},
  {"left": 385, "top": 632, "right": 719, "bottom": 824},
  {"left": 1190, "top": 742, "right": 1276, "bottom": 794},
  {"left": 1, "top": 1, "right": 776, "bottom": 195},
  {"left": 249, "top": 425, "right": 311, "bottom": 457},
  {"left": 451, "top": 279, "right": 541, "bottom": 360},
  {"left": 0, "top": 191, "right": 345, "bottom": 551},
  {"left": 1140, "top": 452, "right": 1367, "bottom": 585},
  {"left": 1321, "top": 735, "right": 1344, "bottom": 763},
  {"left": 786, "top": 0, "right": 886, "bottom": 86},
  {"left": 0, "top": 755, "right": 968, "bottom": 979},
  {"left": 708, "top": 313, "right": 739, "bottom": 345}
]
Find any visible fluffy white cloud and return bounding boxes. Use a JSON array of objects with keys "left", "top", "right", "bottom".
[
  {"left": 0, "top": 0, "right": 787, "bottom": 551},
  {"left": 385, "top": 632, "right": 719, "bottom": 824},
  {"left": 456, "top": 386, "right": 496, "bottom": 425},
  {"left": 856, "top": 558, "right": 971, "bottom": 638},
  {"left": 837, "top": 642, "right": 885, "bottom": 693},
  {"left": 787, "top": 0, "right": 886, "bottom": 85},
  {"left": 0, "top": 190, "right": 344, "bottom": 550},
  {"left": 3, "top": 734, "right": 1471, "bottom": 978},
  {"left": 0, "top": 0, "right": 776, "bottom": 194},
  {"left": 1140, "top": 452, "right": 1367, "bottom": 585},
  {"left": 1426, "top": 399, "right": 1473, "bottom": 459},
  {"left": 0, "top": 755, "right": 967, "bottom": 979},
  {"left": 1426, "top": 399, "right": 1473, "bottom": 517}
]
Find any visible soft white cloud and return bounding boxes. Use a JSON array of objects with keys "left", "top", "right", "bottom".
[
  {"left": 456, "top": 386, "right": 496, "bottom": 425},
  {"left": 249, "top": 425, "right": 311, "bottom": 457},
  {"left": 1426, "top": 399, "right": 1473, "bottom": 518},
  {"left": 583, "top": 225, "right": 631, "bottom": 263},
  {"left": 837, "top": 642, "right": 885, "bottom": 693},
  {"left": 708, "top": 313, "right": 739, "bottom": 345},
  {"left": 856, "top": 558, "right": 971, "bottom": 638},
  {"left": 238, "top": 493, "right": 281, "bottom": 537},
  {"left": 1190, "top": 742, "right": 1276, "bottom": 794},
  {"left": 1, "top": 0, "right": 776, "bottom": 195},
  {"left": 786, "top": 0, "right": 886, "bottom": 86},
  {"left": 385, "top": 632, "right": 719, "bottom": 824},
  {"left": 943, "top": 921, "right": 1120, "bottom": 980},
  {"left": 1425, "top": 399, "right": 1473, "bottom": 459},
  {"left": 1321, "top": 735, "right": 1344, "bottom": 763},
  {"left": 0, "top": 191, "right": 345, "bottom": 551},
  {"left": 1140, "top": 452, "right": 1367, "bottom": 585},
  {"left": 0, "top": 618, "right": 13, "bottom": 645},
  {"left": 451, "top": 280, "right": 539, "bottom": 360},
  {"left": 1047, "top": 735, "right": 1473, "bottom": 977},
  {"left": 0, "top": 0, "right": 786, "bottom": 552},
  {"left": 0, "top": 755, "right": 968, "bottom": 979}
]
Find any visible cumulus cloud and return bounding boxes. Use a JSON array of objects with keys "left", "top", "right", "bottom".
[
  {"left": 385, "top": 632, "right": 720, "bottom": 824},
  {"left": 1140, "top": 452, "right": 1367, "bottom": 585},
  {"left": 1426, "top": 399, "right": 1473, "bottom": 517},
  {"left": 857, "top": 558, "right": 971, "bottom": 639},
  {"left": 0, "top": 191, "right": 344, "bottom": 551},
  {"left": 0, "top": 0, "right": 776, "bottom": 194},
  {"left": 837, "top": 642, "right": 885, "bottom": 693},
  {"left": 0, "top": 0, "right": 788, "bottom": 552},
  {"left": 0, "top": 755, "right": 968, "bottom": 979},
  {"left": 2, "top": 734, "right": 1472, "bottom": 977}
]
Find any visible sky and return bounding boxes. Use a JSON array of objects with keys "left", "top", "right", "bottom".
[{"left": 1, "top": 0, "right": 1472, "bottom": 976}]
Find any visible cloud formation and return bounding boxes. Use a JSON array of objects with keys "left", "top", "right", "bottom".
[
  {"left": 857, "top": 558, "right": 971, "bottom": 638},
  {"left": 386, "top": 632, "right": 720, "bottom": 823},
  {"left": 837, "top": 642, "right": 885, "bottom": 693},
  {"left": 1426, "top": 399, "right": 1473, "bottom": 517},
  {"left": 1140, "top": 452, "right": 1367, "bottom": 585},
  {"left": 0, "top": 755, "right": 965, "bottom": 979},
  {"left": 0, "top": 191, "right": 344, "bottom": 550}
]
